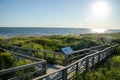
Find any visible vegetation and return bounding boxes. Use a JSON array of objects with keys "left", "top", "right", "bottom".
[
  {"left": 1, "top": 33, "right": 115, "bottom": 64},
  {"left": 3, "top": 33, "right": 120, "bottom": 52},
  {"left": 0, "top": 32, "right": 120, "bottom": 80},
  {"left": 0, "top": 52, "right": 14, "bottom": 70},
  {"left": 0, "top": 51, "right": 33, "bottom": 80},
  {"left": 0, "top": 51, "right": 32, "bottom": 70},
  {"left": 77, "top": 45, "right": 120, "bottom": 80},
  {"left": 1, "top": 33, "right": 120, "bottom": 64}
]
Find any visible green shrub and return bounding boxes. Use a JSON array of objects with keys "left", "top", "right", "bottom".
[
  {"left": 114, "top": 45, "right": 120, "bottom": 55},
  {"left": 0, "top": 52, "right": 14, "bottom": 70},
  {"left": 79, "top": 54, "right": 120, "bottom": 80},
  {"left": 12, "top": 59, "right": 34, "bottom": 77},
  {"left": 111, "top": 56, "right": 120, "bottom": 70},
  {"left": 13, "top": 59, "right": 32, "bottom": 67}
]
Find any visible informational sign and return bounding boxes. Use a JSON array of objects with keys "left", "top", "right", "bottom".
[{"left": 61, "top": 46, "right": 73, "bottom": 54}]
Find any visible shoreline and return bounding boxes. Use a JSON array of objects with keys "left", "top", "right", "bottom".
[{"left": 0, "top": 32, "right": 120, "bottom": 38}]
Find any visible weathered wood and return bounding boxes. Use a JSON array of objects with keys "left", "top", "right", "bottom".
[
  {"left": 33, "top": 44, "right": 118, "bottom": 80},
  {"left": 92, "top": 55, "right": 95, "bottom": 68},
  {"left": 85, "top": 57, "right": 89, "bottom": 71},
  {"left": 0, "top": 61, "right": 46, "bottom": 75},
  {"left": 0, "top": 42, "right": 110, "bottom": 66},
  {"left": 62, "top": 68, "right": 67, "bottom": 80},
  {"left": 65, "top": 55, "right": 69, "bottom": 65},
  {"left": 43, "top": 52, "right": 47, "bottom": 59},
  {"left": 75, "top": 62, "right": 79, "bottom": 79},
  {"left": 0, "top": 47, "right": 47, "bottom": 80},
  {"left": 97, "top": 52, "right": 101, "bottom": 66},
  {"left": 0, "top": 42, "right": 118, "bottom": 80},
  {"left": 42, "top": 63, "right": 47, "bottom": 74},
  {"left": 0, "top": 43, "right": 66, "bottom": 65}
]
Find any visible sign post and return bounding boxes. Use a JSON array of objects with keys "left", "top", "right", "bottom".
[{"left": 61, "top": 46, "right": 73, "bottom": 65}]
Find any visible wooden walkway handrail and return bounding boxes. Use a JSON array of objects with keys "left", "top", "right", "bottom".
[
  {"left": 65, "top": 44, "right": 109, "bottom": 65},
  {"left": 0, "top": 42, "right": 108, "bottom": 55},
  {"left": 0, "top": 47, "right": 44, "bottom": 61},
  {"left": 0, "top": 47, "right": 47, "bottom": 80},
  {"left": 0, "top": 42, "right": 111, "bottom": 65},
  {"left": 67, "top": 44, "right": 108, "bottom": 55},
  {"left": 0, "top": 61, "right": 46, "bottom": 75},
  {"left": 33, "top": 44, "right": 117, "bottom": 80},
  {"left": 0, "top": 43, "right": 66, "bottom": 65}
]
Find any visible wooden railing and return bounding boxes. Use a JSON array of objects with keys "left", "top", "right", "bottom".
[
  {"left": 0, "top": 42, "right": 66, "bottom": 65},
  {"left": 33, "top": 44, "right": 117, "bottom": 80},
  {"left": 0, "top": 47, "right": 47, "bottom": 80},
  {"left": 65, "top": 44, "right": 109, "bottom": 65},
  {"left": 0, "top": 42, "right": 109, "bottom": 65}
]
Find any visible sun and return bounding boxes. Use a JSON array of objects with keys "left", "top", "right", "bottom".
[
  {"left": 91, "top": 28, "right": 106, "bottom": 33},
  {"left": 90, "top": 1, "right": 110, "bottom": 17}
]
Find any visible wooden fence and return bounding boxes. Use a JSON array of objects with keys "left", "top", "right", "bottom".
[
  {"left": 33, "top": 44, "right": 117, "bottom": 80},
  {"left": 0, "top": 42, "right": 109, "bottom": 65},
  {"left": 65, "top": 44, "right": 109, "bottom": 64},
  {"left": 0, "top": 47, "right": 47, "bottom": 80}
]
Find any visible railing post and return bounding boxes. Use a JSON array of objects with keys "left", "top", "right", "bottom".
[
  {"left": 100, "top": 53, "right": 103, "bottom": 60},
  {"left": 44, "top": 52, "right": 47, "bottom": 59},
  {"left": 62, "top": 68, "right": 67, "bottom": 80},
  {"left": 102, "top": 52, "right": 104, "bottom": 59},
  {"left": 29, "top": 50, "right": 32, "bottom": 56},
  {"left": 65, "top": 55, "right": 69, "bottom": 66},
  {"left": 36, "top": 51, "right": 39, "bottom": 58},
  {"left": 106, "top": 49, "right": 109, "bottom": 57},
  {"left": 42, "top": 63, "right": 47, "bottom": 74},
  {"left": 92, "top": 55, "right": 95, "bottom": 68},
  {"left": 85, "top": 57, "right": 89, "bottom": 71},
  {"left": 76, "top": 62, "right": 79, "bottom": 78},
  {"left": 108, "top": 48, "right": 111, "bottom": 55},
  {"left": 97, "top": 52, "right": 101, "bottom": 66},
  {"left": 83, "top": 57, "right": 89, "bottom": 80},
  {"left": 104, "top": 51, "right": 107, "bottom": 58}
]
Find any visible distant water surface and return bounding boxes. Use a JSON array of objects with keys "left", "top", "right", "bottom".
[{"left": 0, "top": 27, "right": 120, "bottom": 37}]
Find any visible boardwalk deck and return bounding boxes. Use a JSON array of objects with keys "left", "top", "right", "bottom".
[
  {"left": 0, "top": 42, "right": 118, "bottom": 80},
  {"left": 46, "top": 64, "right": 64, "bottom": 79},
  {"left": 33, "top": 44, "right": 118, "bottom": 80}
]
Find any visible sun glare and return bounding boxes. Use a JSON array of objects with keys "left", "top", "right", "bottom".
[
  {"left": 91, "top": 29, "right": 106, "bottom": 33},
  {"left": 90, "top": 1, "right": 110, "bottom": 17}
]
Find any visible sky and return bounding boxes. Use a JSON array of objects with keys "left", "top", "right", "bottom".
[{"left": 0, "top": 0, "right": 120, "bottom": 29}]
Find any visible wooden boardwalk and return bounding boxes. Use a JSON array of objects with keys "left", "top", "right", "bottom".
[
  {"left": 46, "top": 64, "right": 64, "bottom": 79},
  {"left": 0, "top": 47, "right": 47, "bottom": 80},
  {"left": 33, "top": 44, "right": 118, "bottom": 80},
  {"left": 0, "top": 43, "right": 118, "bottom": 80}
]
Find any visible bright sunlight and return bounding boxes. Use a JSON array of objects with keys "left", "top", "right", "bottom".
[
  {"left": 91, "top": 28, "right": 106, "bottom": 33},
  {"left": 90, "top": 1, "right": 110, "bottom": 17}
]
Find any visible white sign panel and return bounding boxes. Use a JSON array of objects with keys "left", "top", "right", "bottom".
[{"left": 61, "top": 46, "right": 73, "bottom": 54}]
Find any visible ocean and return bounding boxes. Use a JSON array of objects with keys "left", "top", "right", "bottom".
[{"left": 0, "top": 27, "right": 120, "bottom": 37}]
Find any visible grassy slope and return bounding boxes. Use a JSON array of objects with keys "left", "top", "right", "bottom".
[{"left": 1, "top": 33, "right": 120, "bottom": 52}]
